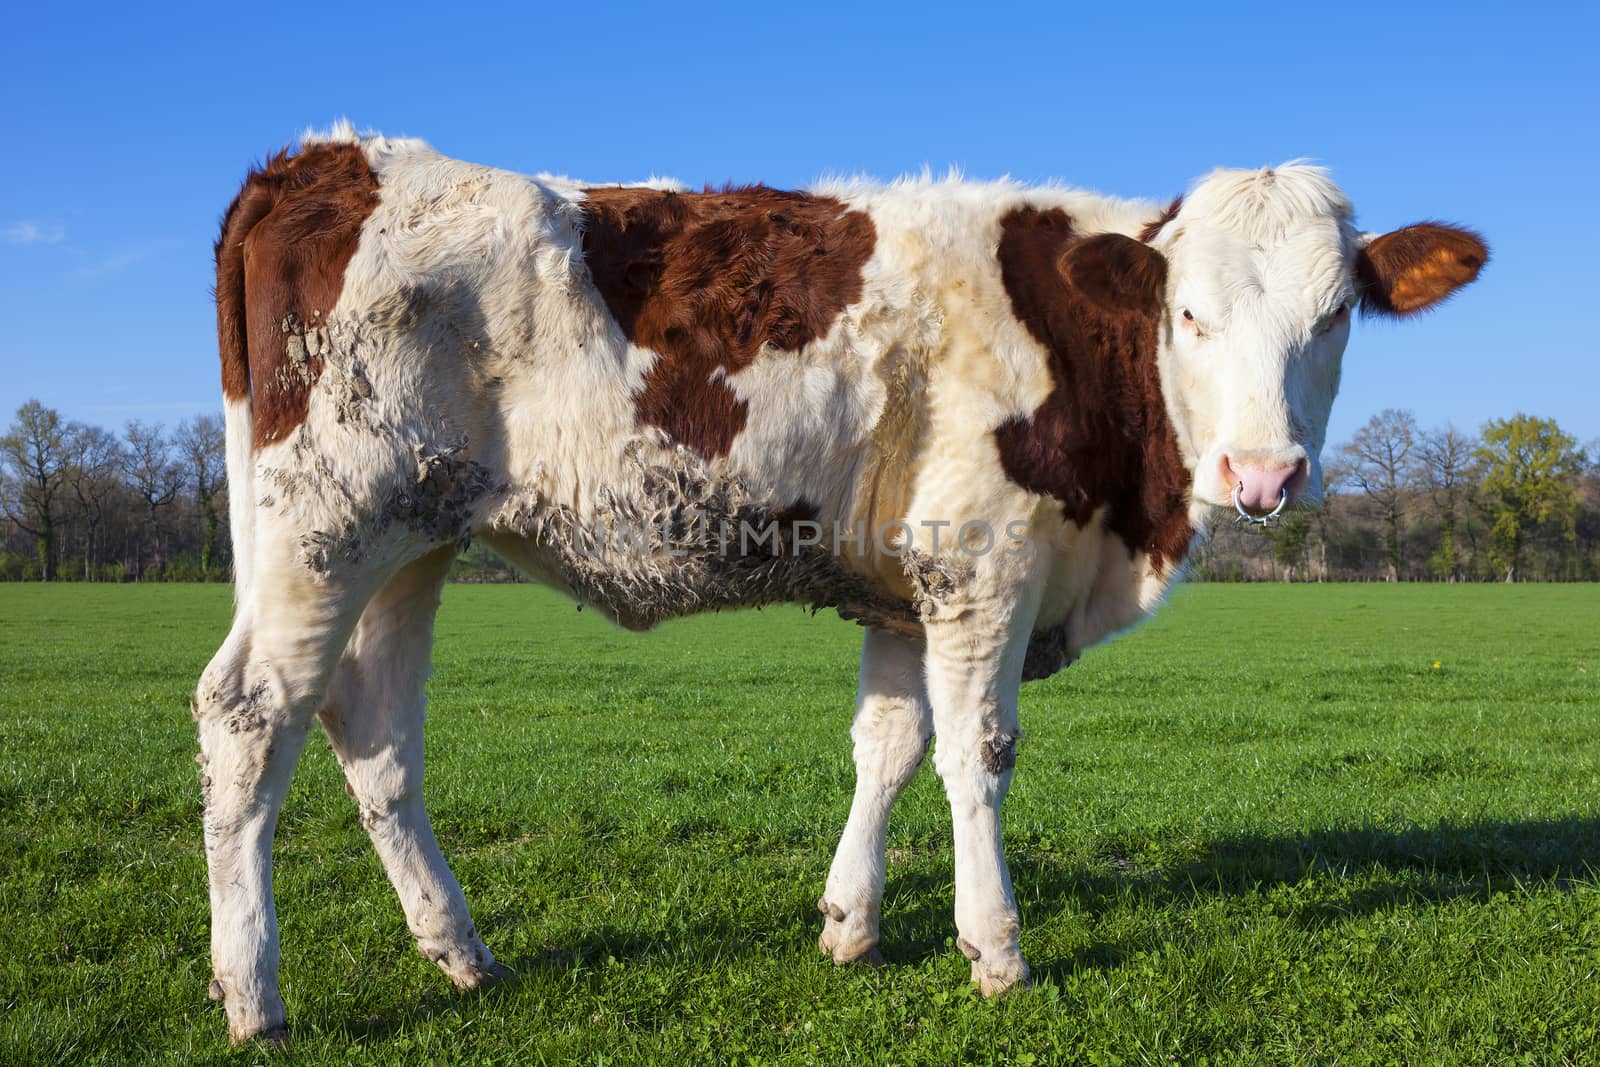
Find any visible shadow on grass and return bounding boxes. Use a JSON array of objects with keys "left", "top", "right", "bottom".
[
  {"left": 328, "top": 815, "right": 1600, "bottom": 1035},
  {"left": 875, "top": 815, "right": 1600, "bottom": 976},
  {"left": 331, "top": 921, "right": 786, "bottom": 1042},
  {"left": 1180, "top": 816, "right": 1600, "bottom": 893}
]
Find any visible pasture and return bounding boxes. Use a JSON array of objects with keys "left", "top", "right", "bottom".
[{"left": 1, "top": 582, "right": 1597, "bottom": 1064}]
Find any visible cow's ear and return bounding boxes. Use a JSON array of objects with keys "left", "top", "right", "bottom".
[
  {"left": 1061, "top": 233, "right": 1168, "bottom": 316},
  {"left": 1356, "top": 223, "right": 1487, "bottom": 317}
]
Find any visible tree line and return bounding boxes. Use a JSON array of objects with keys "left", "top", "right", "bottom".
[
  {"left": 3, "top": 400, "right": 1596, "bottom": 583},
  {"left": 1, "top": 401, "right": 227, "bottom": 581},
  {"left": 1197, "top": 410, "right": 1598, "bottom": 582}
]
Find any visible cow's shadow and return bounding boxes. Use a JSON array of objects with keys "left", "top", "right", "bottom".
[
  {"left": 337, "top": 814, "right": 1600, "bottom": 1037},
  {"left": 567, "top": 818, "right": 1599, "bottom": 974},
  {"left": 873, "top": 815, "right": 1600, "bottom": 979}
]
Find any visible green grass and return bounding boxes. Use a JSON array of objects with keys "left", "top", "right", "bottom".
[{"left": 1, "top": 582, "right": 1598, "bottom": 1065}]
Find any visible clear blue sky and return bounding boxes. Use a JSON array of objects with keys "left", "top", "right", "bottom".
[{"left": 2, "top": 2, "right": 1595, "bottom": 449}]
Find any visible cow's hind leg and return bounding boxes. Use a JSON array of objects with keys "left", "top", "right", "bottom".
[
  {"left": 195, "top": 556, "right": 374, "bottom": 1043},
  {"left": 819, "top": 628, "right": 932, "bottom": 964},
  {"left": 318, "top": 547, "right": 501, "bottom": 990}
]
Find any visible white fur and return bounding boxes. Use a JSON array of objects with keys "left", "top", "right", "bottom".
[
  {"left": 198, "top": 133, "right": 1408, "bottom": 1039},
  {"left": 1151, "top": 164, "right": 1358, "bottom": 508},
  {"left": 818, "top": 629, "right": 932, "bottom": 965}
]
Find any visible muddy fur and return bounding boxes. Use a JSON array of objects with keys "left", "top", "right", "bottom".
[
  {"left": 195, "top": 750, "right": 213, "bottom": 809},
  {"left": 222, "top": 679, "right": 272, "bottom": 735},
  {"left": 902, "top": 550, "right": 1072, "bottom": 680},
  {"left": 981, "top": 733, "right": 1018, "bottom": 775},
  {"left": 318, "top": 319, "right": 377, "bottom": 429},
  {"left": 481, "top": 445, "right": 1074, "bottom": 680},
  {"left": 267, "top": 428, "right": 504, "bottom": 578},
  {"left": 902, "top": 549, "right": 975, "bottom": 622},
  {"left": 302, "top": 438, "right": 499, "bottom": 573},
  {"left": 389, "top": 440, "right": 503, "bottom": 545},
  {"left": 489, "top": 441, "right": 919, "bottom": 632}
]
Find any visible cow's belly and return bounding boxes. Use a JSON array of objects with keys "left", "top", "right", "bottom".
[
  {"left": 475, "top": 437, "right": 918, "bottom": 632},
  {"left": 477, "top": 526, "right": 911, "bottom": 632}
]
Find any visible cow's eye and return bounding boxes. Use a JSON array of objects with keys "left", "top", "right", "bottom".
[
  {"left": 1181, "top": 309, "right": 1194, "bottom": 322},
  {"left": 1317, "top": 303, "right": 1351, "bottom": 335}
]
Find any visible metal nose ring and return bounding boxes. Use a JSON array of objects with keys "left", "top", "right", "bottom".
[{"left": 1232, "top": 483, "right": 1288, "bottom": 526}]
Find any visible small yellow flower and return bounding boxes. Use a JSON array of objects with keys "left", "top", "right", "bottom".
[{"left": 1432, "top": 661, "right": 1442, "bottom": 670}]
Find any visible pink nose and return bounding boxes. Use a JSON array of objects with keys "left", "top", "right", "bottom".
[{"left": 1224, "top": 457, "right": 1309, "bottom": 513}]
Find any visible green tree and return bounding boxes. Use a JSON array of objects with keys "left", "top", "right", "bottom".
[
  {"left": 1264, "top": 507, "right": 1314, "bottom": 581},
  {"left": 1475, "top": 415, "right": 1585, "bottom": 582},
  {"left": 0, "top": 400, "right": 69, "bottom": 580}
]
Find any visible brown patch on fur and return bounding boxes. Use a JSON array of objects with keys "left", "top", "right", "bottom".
[
  {"left": 1137, "top": 196, "right": 1182, "bottom": 243},
  {"left": 994, "top": 208, "right": 1194, "bottom": 573},
  {"left": 579, "top": 186, "right": 877, "bottom": 458},
  {"left": 214, "top": 142, "right": 380, "bottom": 446},
  {"left": 1357, "top": 222, "right": 1487, "bottom": 317}
]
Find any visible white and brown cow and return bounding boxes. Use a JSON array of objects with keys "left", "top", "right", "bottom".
[{"left": 197, "top": 122, "right": 1485, "bottom": 1042}]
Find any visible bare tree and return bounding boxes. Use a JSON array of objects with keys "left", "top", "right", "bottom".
[
  {"left": 123, "top": 420, "right": 183, "bottom": 576},
  {"left": 0, "top": 400, "right": 70, "bottom": 579},
  {"left": 176, "top": 414, "right": 228, "bottom": 576},
  {"left": 1415, "top": 424, "right": 1478, "bottom": 581},
  {"left": 1339, "top": 408, "right": 1418, "bottom": 581},
  {"left": 63, "top": 423, "right": 126, "bottom": 580}
]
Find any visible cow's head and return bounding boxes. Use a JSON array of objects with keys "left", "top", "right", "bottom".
[{"left": 1131, "top": 164, "right": 1486, "bottom": 515}]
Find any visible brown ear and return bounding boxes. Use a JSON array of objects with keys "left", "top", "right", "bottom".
[
  {"left": 1356, "top": 222, "right": 1487, "bottom": 317},
  {"left": 1061, "top": 233, "right": 1168, "bottom": 315}
]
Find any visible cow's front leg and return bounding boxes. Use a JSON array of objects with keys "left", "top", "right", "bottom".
[
  {"left": 921, "top": 582, "right": 1035, "bottom": 996},
  {"left": 819, "top": 627, "right": 932, "bottom": 964}
]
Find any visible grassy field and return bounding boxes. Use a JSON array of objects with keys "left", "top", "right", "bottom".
[{"left": 1, "top": 582, "right": 1598, "bottom": 1064}]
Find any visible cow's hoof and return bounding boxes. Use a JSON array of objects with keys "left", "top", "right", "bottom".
[
  {"left": 957, "top": 937, "right": 1029, "bottom": 996},
  {"left": 971, "top": 952, "right": 1031, "bottom": 997},
  {"left": 228, "top": 1020, "right": 290, "bottom": 1047},
  {"left": 853, "top": 944, "right": 886, "bottom": 967},
  {"left": 216, "top": 982, "right": 288, "bottom": 1046},
  {"left": 425, "top": 941, "right": 506, "bottom": 992},
  {"left": 818, "top": 925, "right": 884, "bottom": 966},
  {"left": 817, "top": 897, "right": 881, "bottom": 965},
  {"left": 473, "top": 960, "right": 512, "bottom": 987},
  {"left": 445, "top": 960, "right": 503, "bottom": 992}
]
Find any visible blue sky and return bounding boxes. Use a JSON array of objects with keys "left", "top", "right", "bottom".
[{"left": 2, "top": 2, "right": 1595, "bottom": 449}]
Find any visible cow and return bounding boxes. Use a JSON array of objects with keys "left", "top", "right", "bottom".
[{"left": 196, "top": 121, "right": 1486, "bottom": 1042}]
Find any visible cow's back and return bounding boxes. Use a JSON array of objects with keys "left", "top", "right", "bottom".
[
  {"left": 223, "top": 129, "right": 927, "bottom": 627},
  {"left": 217, "top": 128, "right": 1186, "bottom": 648}
]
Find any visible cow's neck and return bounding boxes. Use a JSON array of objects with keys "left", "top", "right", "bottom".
[{"left": 991, "top": 206, "right": 1196, "bottom": 579}]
